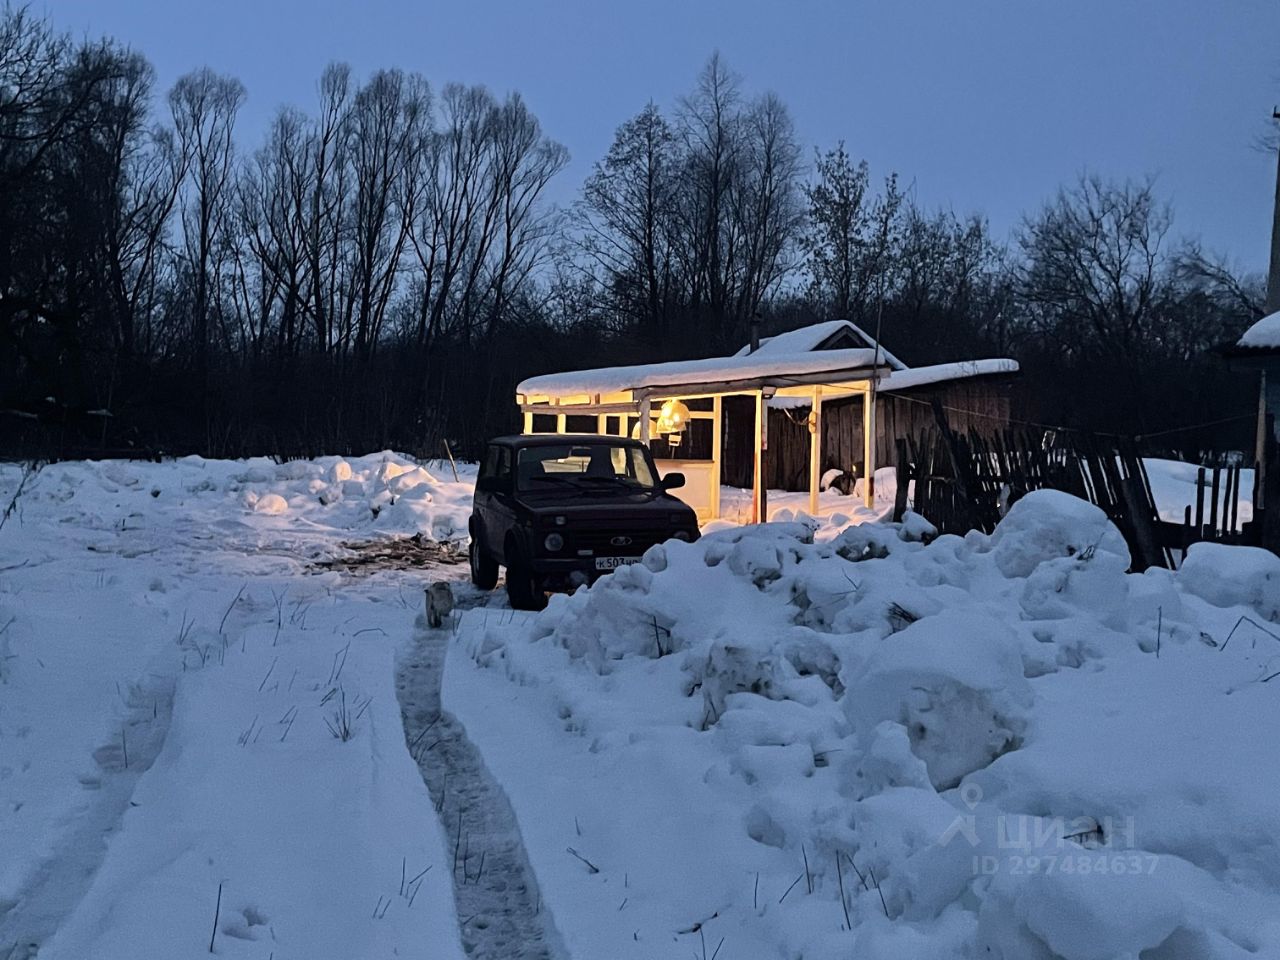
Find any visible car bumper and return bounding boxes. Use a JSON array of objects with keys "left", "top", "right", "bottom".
[{"left": 529, "top": 556, "right": 643, "bottom": 587}]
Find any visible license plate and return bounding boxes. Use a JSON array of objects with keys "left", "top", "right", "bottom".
[{"left": 594, "top": 556, "right": 640, "bottom": 571}]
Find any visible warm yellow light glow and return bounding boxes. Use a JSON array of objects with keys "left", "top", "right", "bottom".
[
  {"left": 659, "top": 398, "right": 690, "bottom": 430},
  {"left": 653, "top": 399, "right": 690, "bottom": 445},
  {"left": 630, "top": 418, "right": 661, "bottom": 440}
]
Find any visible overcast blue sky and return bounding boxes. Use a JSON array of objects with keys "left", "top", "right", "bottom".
[{"left": 48, "top": 0, "right": 1280, "bottom": 272}]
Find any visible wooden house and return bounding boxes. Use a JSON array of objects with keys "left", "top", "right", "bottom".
[{"left": 515, "top": 320, "right": 1018, "bottom": 523}]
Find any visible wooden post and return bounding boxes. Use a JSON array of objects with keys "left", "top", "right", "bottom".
[
  {"left": 752, "top": 390, "right": 765, "bottom": 523},
  {"left": 522, "top": 410, "right": 533, "bottom": 434},
  {"left": 639, "top": 395, "right": 651, "bottom": 443},
  {"left": 596, "top": 413, "right": 607, "bottom": 436},
  {"left": 1264, "top": 395, "right": 1280, "bottom": 552},
  {"left": 809, "top": 386, "right": 823, "bottom": 516},
  {"left": 893, "top": 438, "right": 910, "bottom": 522},
  {"left": 711, "top": 395, "right": 723, "bottom": 521},
  {"left": 862, "top": 384, "right": 877, "bottom": 509},
  {"left": 1257, "top": 370, "right": 1269, "bottom": 519}
]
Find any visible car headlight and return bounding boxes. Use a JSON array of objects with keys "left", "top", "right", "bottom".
[
  {"left": 672, "top": 530, "right": 692, "bottom": 542},
  {"left": 544, "top": 533, "right": 565, "bottom": 552}
]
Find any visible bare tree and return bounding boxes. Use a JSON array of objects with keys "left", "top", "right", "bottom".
[
  {"left": 677, "top": 52, "right": 742, "bottom": 339},
  {"left": 801, "top": 144, "right": 902, "bottom": 324},
  {"left": 577, "top": 101, "right": 679, "bottom": 342},
  {"left": 347, "top": 69, "right": 429, "bottom": 356},
  {"left": 1018, "top": 174, "right": 1170, "bottom": 361},
  {"left": 728, "top": 90, "right": 802, "bottom": 327},
  {"left": 302, "top": 62, "right": 352, "bottom": 353},
  {"left": 235, "top": 106, "right": 312, "bottom": 355},
  {"left": 170, "top": 67, "right": 245, "bottom": 382}
]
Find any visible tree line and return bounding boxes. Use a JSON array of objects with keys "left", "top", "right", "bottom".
[{"left": 0, "top": 6, "right": 1266, "bottom": 461}]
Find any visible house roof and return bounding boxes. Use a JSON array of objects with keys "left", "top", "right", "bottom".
[
  {"left": 518, "top": 320, "right": 1019, "bottom": 402},
  {"left": 733, "top": 319, "right": 908, "bottom": 370},
  {"left": 518, "top": 348, "right": 886, "bottom": 399}
]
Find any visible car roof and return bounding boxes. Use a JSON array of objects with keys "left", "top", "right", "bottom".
[{"left": 489, "top": 433, "right": 645, "bottom": 448}]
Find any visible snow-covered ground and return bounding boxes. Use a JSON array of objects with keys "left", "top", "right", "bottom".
[
  {"left": 0, "top": 450, "right": 1271, "bottom": 959},
  {"left": 0, "top": 454, "right": 475, "bottom": 960},
  {"left": 450, "top": 494, "right": 1280, "bottom": 959}
]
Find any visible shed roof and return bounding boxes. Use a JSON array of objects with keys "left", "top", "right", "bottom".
[
  {"left": 517, "top": 320, "right": 1019, "bottom": 402},
  {"left": 1236, "top": 310, "right": 1280, "bottom": 353},
  {"left": 877, "top": 358, "right": 1020, "bottom": 392},
  {"left": 765, "top": 358, "right": 1021, "bottom": 408}
]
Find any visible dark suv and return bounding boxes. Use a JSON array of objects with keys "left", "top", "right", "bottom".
[{"left": 469, "top": 434, "right": 700, "bottom": 609}]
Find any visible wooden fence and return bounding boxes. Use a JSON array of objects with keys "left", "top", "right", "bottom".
[{"left": 894, "top": 407, "right": 1253, "bottom": 570}]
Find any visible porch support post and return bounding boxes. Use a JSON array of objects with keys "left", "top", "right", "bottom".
[
  {"left": 596, "top": 413, "right": 607, "bottom": 436},
  {"left": 711, "top": 394, "right": 723, "bottom": 520},
  {"left": 522, "top": 410, "right": 533, "bottom": 434},
  {"left": 863, "top": 383, "right": 877, "bottom": 509},
  {"left": 555, "top": 412, "right": 567, "bottom": 434},
  {"left": 639, "top": 395, "right": 651, "bottom": 443},
  {"left": 809, "top": 386, "right": 823, "bottom": 516}
]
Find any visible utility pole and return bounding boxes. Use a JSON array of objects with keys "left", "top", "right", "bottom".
[
  {"left": 1257, "top": 109, "right": 1280, "bottom": 549},
  {"left": 1268, "top": 108, "right": 1280, "bottom": 315}
]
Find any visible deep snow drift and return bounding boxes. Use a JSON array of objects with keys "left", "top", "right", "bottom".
[{"left": 450, "top": 492, "right": 1280, "bottom": 960}]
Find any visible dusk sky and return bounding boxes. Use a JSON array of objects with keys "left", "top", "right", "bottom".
[{"left": 49, "top": 0, "right": 1280, "bottom": 272}]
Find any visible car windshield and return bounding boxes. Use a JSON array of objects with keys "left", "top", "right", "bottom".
[{"left": 516, "top": 443, "right": 657, "bottom": 492}]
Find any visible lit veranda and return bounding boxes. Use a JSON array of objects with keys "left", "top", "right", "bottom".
[{"left": 515, "top": 348, "right": 892, "bottom": 523}]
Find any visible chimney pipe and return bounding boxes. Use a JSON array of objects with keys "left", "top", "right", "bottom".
[{"left": 748, "top": 314, "right": 761, "bottom": 354}]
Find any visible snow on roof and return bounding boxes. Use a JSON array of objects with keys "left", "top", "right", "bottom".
[
  {"left": 734, "top": 319, "right": 908, "bottom": 370},
  {"left": 763, "top": 358, "right": 1020, "bottom": 408},
  {"left": 877, "top": 358, "right": 1020, "bottom": 392},
  {"left": 1237, "top": 310, "right": 1280, "bottom": 351},
  {"left": 518, "top": 348, "right": 883, "bottom": 399}
]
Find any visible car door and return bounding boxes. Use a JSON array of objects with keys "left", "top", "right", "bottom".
[
  {"left": 475, "top": 444, "right": 500, "bottom": 547},
  {"left": 485, "top": 445, "right": 516, "bottom": 560}
]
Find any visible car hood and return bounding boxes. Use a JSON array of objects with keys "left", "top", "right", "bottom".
[{"left": 516, "top": 488, "right": 693, "bottom": 518}]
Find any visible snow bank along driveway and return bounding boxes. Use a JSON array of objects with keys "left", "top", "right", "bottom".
[
  {"left": 452, "top": 492, "right": 1280, "bottom": 960},
  {"left": 0, "top": 454, "right": 474, "bottom": 960}
]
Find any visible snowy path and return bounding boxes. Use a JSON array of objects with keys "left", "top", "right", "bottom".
[
  {"left": 0, "top": 455, "right": 479, "bottom": 960},
  {"left": 0, "top": 673, "right": 175, "bottom": 960},
  {"left": 397, "top": 612, "right": 567, "bottom": 960}
]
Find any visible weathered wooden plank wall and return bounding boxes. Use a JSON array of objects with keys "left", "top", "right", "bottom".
[{"left": 721, "top": 379, "right": 1013, "bottom": 491}]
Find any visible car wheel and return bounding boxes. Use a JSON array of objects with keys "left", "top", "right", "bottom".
[
  {"left": 505, "top": 554, "right": 546, "bottom": 612},
  {"left": 469, "top": 536, "right": 498, "bottom": 590}
]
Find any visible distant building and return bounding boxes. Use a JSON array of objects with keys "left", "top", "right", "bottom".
[{"left": 1225, "top": 310, "right": 1280, "bottom": 548}]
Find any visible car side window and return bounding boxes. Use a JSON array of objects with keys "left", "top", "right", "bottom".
[
  {"left": 495, "top": 447, "right": 512, "bottom": 487},
  {"left": 480, "top": 445, "right": 501, "bottom": 482}
]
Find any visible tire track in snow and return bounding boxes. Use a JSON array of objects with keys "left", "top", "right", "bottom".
[
  {"left": 397, "top": 611, "right": 567, "bottom": 960},
  {"left": 0, "top": 674, "right": 174, "bottom": 960}
]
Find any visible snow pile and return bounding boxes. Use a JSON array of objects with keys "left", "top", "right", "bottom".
[
  {"left": 1180, "top": 542, "right": 1280, "bottom": 621},
  {"left": 450, "top": 490, "right": 1280, "bottom": 959}
]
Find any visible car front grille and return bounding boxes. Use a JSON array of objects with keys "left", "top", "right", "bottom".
[{"left": 567, "top": 528, "right": 669, "bottom": 556}]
